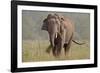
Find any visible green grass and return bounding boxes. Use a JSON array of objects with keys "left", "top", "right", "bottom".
[{"left": 22, "top": 40, "right": 90, "bottom": 62}]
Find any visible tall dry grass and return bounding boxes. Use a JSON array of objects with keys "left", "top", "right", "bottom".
[{"left": 22, "top": 40, "right": 90, "bottom": 62}]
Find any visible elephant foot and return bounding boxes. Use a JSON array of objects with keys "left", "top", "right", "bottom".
[
  {"left": 52, "top": 48, "right": 57, "bottom": 57},
  {"left": 64, "top": 43, "right": 71, "bottom": 56},
  {"left": 64, "top": 49, "right": 70, "bottom": 56},
  {"left": 53, "top": 53, "right": 60, "bottom": 58},
  {"left": 64, "top": 48, "right": 70, "bottom": 58},
  {"left": 52, "top": 46, "right": 61, "bottom": 57}
]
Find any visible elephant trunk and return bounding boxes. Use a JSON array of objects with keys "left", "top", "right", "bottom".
[
  {"left": 49, "top": 34, "right": 55, "bottom": 48},
  {"left": 49, "top": 32, "right": 59, "bottom": 49}
]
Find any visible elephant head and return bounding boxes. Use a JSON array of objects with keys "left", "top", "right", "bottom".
[{"left": 42, "top": 14, "right": 62, "bottom": 49}]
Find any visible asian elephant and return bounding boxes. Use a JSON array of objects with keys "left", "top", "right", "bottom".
[{"left": 41, "top": 13, "right": 84, "bottom": 57}]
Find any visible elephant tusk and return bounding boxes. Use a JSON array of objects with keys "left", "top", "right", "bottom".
[{"left": 55, "top": 33, "right": 57, "bottom": 38}]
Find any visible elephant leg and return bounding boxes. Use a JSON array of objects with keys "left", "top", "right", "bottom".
[
  {"left": 64, "top": 33, "right": 73, "bottom": 55},
  {"left": 64, "top": 41, "right": 71, "bottom": 56},
  {"left": 53, "top": 36, "right": 60, "bottom": 57},
  {"left": 57, "top": 48, "right": 61, "bottom": 57},
  {"left": 53, "top": 44, "right": 61, "bottom": 57},
  {"left": 55, "top": 34, "right": 62, "bottom": 56},
  {"left": 56, "top": 42, "right": 62, "bottom": 56},
  {"left": 57, "top": 30, "right": 65, "bottom": 56}
]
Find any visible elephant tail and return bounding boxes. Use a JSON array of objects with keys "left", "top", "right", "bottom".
[{"left": 72, "top": 40, "right": 85, "bottom": 45}]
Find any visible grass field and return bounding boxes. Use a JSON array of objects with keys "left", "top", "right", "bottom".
[{"left": 22, "top": 40, "right": 90, "bottom": 62}]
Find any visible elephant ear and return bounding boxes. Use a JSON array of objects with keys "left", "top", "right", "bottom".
[
  {"left": 41, "top": 14, "right": 53, "bottom": 31},
  {"left": 41, "top": 18, "right": 48, "bottom": 31}
]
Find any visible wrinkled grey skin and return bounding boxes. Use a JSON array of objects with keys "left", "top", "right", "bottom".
[{"left": 41, "top": 14, "right": 74, "bottom": 56}]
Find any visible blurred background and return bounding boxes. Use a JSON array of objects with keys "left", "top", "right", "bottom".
[{"left": 22, "top": 10, "right": 90, "bottom": 41}]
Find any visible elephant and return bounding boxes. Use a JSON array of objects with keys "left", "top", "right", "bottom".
[{"left": 41, "top": 13, "right": 85, "bottom": 57}]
